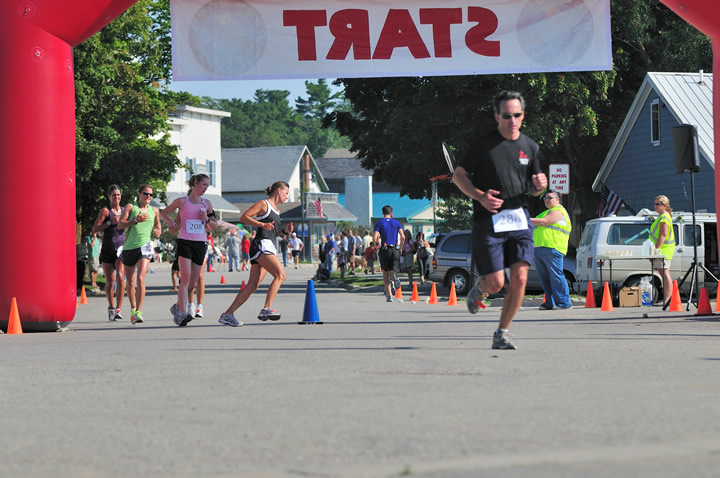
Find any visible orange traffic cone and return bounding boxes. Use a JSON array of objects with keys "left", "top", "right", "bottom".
[
  {"left": 428, "top": 283, "right": 438, "bottom": 304},
  {"left": 448, "top": 282, "right": 458, "bottom": 306},
  {"left": 585, "top": 282, "right": 597, "bottom": 308},
  {"left": 669, "top": 280, "right": 683, "bottom": 312},
  {"left": 395, "top": 285, "right": 403, "bottom": 299},
  {"left": 240, "top": 280, "right": 246, "bottom": 291},
  {"left": 410, "top": 282, "right": 419, "bottom": 302},
  {"left": 220, "top": 275, "right": 226, "bottom": 284},
  {"left": 7, "top": 297, "right": 22, "bottom": 334},
  {"left": 600, "top": 281, "right": 613, "bottom": 311},
  {"left": 696, "top": 287, "right": 713, "bottom": 316},
  {"left": 715, "top": 281, "right": 720, "bottom": 312},
  {"left": 80, "top": 286, "right": 88, "bottom": 305}
]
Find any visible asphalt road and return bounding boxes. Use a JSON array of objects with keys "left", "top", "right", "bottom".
[{"left": 2, "top": 263, "right": 720, "bottom": 477}]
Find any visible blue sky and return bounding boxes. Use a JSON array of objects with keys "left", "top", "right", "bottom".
[{"left": 168, "top": 78, "right": 341, "bottom": 104}]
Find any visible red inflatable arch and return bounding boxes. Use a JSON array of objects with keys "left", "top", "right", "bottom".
[
  {"left": 0, "top": 0, "right": 716, "bottom": 331},
  {"left": 0, "top": 0, "right": 138, "bottom": 331}
]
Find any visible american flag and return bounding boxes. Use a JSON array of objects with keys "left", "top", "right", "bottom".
[
  {"left": 313, "top": 197, "right": 323, "bottom": 217},
  {"left": 600, "top": 185, "right": 623, "bottom": 216}
]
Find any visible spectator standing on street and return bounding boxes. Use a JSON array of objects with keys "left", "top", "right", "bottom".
[
  {"left": 415, "top": 231, "right": 429, "bottom": 285},
  {"left": 289, "top": 232, "right": 304, "bottom": 269},
  {"left": 373, "top": 205, "right": 405, "bottom": 302},
  {"left": 400, "top": 229, "right": 417, "bottom": 285},
  {"left": 240, "top": 233, "right": 251, "bottom": 271},
  {"left": 279, "top": 233, "right": 289, "bottom": 267},
  {"left": 364, "top": 241, "right": 377, "bottom": 274},
  {"left": 225, "top": 229, "right": 241, "bottom": 272},
  {"left": 453, "top": 90, "right": 547, "bottom": 350},
  {"left": 324, "top": 234, "right": 336, "bottom": 274},
  {"left": 530, "top": 190, "right": 572, "bottom": 310}
]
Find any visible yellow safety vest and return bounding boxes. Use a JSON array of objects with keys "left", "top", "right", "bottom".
[
  {"left": 650, "top": 212, "right": 675, "bottom": 260},
  {"left": 533, "top": 205, "right": 571, "bottom": 255}
]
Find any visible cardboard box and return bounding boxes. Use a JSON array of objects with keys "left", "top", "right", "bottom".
[{"left": 619, "top": 287, "right": 641, "bottom": 307}]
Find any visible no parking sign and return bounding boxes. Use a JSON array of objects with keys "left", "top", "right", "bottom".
[{"left": 549, "top": 164, "right": 569, "bottom": 195}]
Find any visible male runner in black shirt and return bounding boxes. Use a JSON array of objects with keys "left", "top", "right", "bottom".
[{"left": 452, "top": 90, "right": 547, "bottom": 350}]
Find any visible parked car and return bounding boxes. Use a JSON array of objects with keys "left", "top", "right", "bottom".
[
  {"left": 574, "top": 210, "right": 718, "bottom": 302},
  {"left": 428, "top": 229, "right": 576, "bottom": 296}
]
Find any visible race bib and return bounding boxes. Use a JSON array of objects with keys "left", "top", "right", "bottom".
[
  {"left": 492, "top": 208, "right": 528, "bottom": 233},
  {"left": 186, "top": 219, "right": 205, "bottom": 234},
  {"left": 141, "top": 241, "right": 154, "bottom": 256}
]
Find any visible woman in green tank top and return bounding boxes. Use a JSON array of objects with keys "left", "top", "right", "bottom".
[{"left": 118, "top": 184, "right": 161, "bottom": 325}]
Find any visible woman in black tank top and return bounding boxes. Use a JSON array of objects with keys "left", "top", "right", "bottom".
[
  {"left": 218, "top": 181, "right": 294, "bottom": 327},
  {"left": 92, "top": 184, "right": 126, "bottom": 322}
]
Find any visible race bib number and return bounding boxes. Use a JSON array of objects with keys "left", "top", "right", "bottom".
[
  {"left": 186, "top": 219, "right": 205, "bottom": 234},
  {"left": 492, "top": 208, "right": 528, "bottom": 233},
  {"left": 141, "top": 242, "right": 154, "bottom": 256}
]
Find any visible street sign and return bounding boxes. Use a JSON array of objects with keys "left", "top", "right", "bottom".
[{"left": 549, "top": 164, "right": 570, "bottom": 195}]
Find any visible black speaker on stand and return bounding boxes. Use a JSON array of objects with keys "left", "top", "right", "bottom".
[{"left": 664, "top": 124, "right": 718, "bottom": 310}]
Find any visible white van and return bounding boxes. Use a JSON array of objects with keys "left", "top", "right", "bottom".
[{"left": 574, "top": 210, "right": 718, "bottom": 302}]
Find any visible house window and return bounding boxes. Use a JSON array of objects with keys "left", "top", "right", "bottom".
[
  {"left": 207, "top": 160, "right": 216, "bottom": 187},
  {"left": 186, "top": 157, "right": 196, "bottom": 182},
  {"left": 650, "top": 100, "right": 660, "bottom": 145}
]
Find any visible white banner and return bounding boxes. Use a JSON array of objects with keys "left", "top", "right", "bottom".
[{"left": 170, "top": 0, "right": 612, "bottom": 81}]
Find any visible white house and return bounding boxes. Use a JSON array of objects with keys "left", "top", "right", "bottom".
[{"left": 161, "top": 105, "right": 239, "bottom": 217}]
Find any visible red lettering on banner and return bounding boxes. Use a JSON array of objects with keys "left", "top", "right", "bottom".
[
  {"left": 283, "top": 10, "right": 327, "bottom": 61},
  {"left": 327, "top": 10, "right": 371, "bottom": 60},
  {"left": 465, "top": 7, "right": 500, "bottom": 57},
  {"left": 419, "top": 8, "right": 462, "bottom": 58},
  {"left": 373, "top": 9, "right": 430, "bottom": 60},
  {"left": 283, "top": 7, "right": 501, "bottom": 62}
]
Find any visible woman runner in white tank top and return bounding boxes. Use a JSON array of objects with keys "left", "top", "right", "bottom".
[{"left": 161, "top": 174, "right": 218, "bottom": 326}]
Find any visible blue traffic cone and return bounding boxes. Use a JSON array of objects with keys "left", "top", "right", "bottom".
[{"left": 298, "top": 279, "right": 323, "bottom": 325}]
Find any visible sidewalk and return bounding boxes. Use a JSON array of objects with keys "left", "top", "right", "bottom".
[{"left": 3, "top": 263, "right": 720, "bottom": 477}]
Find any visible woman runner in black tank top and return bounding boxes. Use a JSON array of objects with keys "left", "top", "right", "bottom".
[
  {"left": 92, "top": 184, "right": 126, "bottom": 321},
  {"left": 218, "top": 181, "right": 294, "bottom": 326}
]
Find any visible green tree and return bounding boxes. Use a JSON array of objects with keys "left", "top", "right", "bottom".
[
  {"left": 435, "top": 196, "right": 473, "bottom": 233},
  {"left": 74, "top": 0, "right": 181, "bottom": 234}
]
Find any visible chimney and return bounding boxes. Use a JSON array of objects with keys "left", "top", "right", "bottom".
[
  {"left": 699, "top": 69, "right": 704, "bottom": 84},
  {"left": 303, "top": 153, "right": 311, "bottom": 191}
]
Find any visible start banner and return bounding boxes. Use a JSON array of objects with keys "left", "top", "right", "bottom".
[{"left": 170, "top": 0, "right": 612, "bottom": 81}]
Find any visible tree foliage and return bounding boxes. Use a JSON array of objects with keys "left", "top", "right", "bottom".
[
  {"left": 329, "top": 0, "right": 711, "bottom": 229},
  {"left": 204, "top": 80, "right": 350, "bottom": 158},
  {"left": 74, "top": 0, "right": 182, "bottom": 234}
]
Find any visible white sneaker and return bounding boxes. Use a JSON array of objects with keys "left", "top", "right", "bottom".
[
  {"left": 107, "top": 308, "right": 116, "bottom": 321},
  {"left": 195, "top": 304, "right": 204, "bottom": 318},
  {"left": 257, "top": 308, "right": 281, "bottom": 321},
  {"left": 114, "top": 308, "right": 123, "bottom": 320},
  {"left": 187, "top": 302, "right": 196, "bottom": 316},
  {"left": 219, "top": 312, "right": 243, "bottom": 327}
]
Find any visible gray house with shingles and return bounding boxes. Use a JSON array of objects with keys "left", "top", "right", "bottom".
[
  {"left": 221, "top": 145, "right": 328, "bottom": 204},
  {"left": 593, "top": 72, "right": 715, "bottom": 213}
]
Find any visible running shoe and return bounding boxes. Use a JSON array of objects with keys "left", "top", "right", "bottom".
[
  {"left": 195, "top": 304, "right": 204, "bottom": 318},
  {"left": 392, "top": 271, "right": 401, "bottom": 291},
  {"left": 538, "top": 304, "right": 554, "bottom": 311},
  {"left": 170, "top": 303, "right": 179, "bottom": 318},
  {"left": 108, "top": 308, "right": 116, "bottom": 321},
  {"left": 492, "top": 330, "right": 517, "bottom": 350},
  {"left": 131, "top": 310, "right": 144, "bottom": 325},
  {"left": 218, "top": 312, "right": 243, "bottom": 327},
  {"left": 386, "top": 295, "right": 393, "bottom": 303},
  {"left": 114, "top": 308, "right": 123, "bottom": 320},
  {"left": 466, "top": 282, "right": 491, "bottom": 314},
  {"left": 188, "top": 302, "right": 196, "bottom": 316},
  {"left": 257, "top": 308, "right": 281, "bottom": 321}
]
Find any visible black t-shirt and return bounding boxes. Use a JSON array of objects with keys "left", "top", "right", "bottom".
[{"left": 459, "top": 130, "right": 541, "bottom": 220}]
